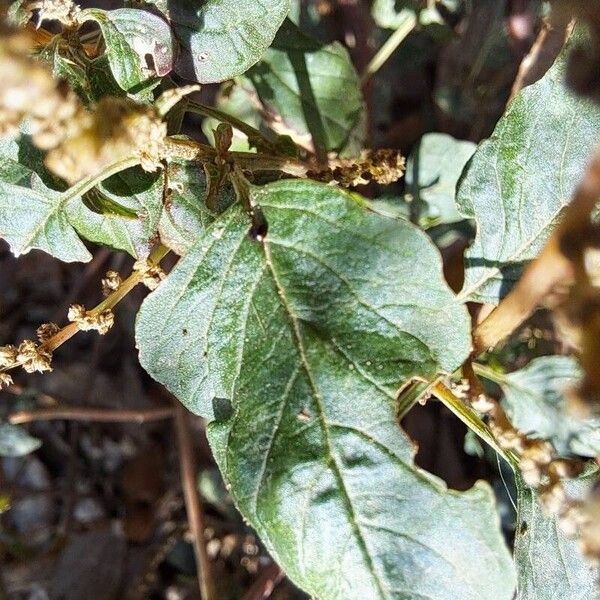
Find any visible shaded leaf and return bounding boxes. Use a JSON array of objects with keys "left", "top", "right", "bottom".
[
  {"left": 457, "top": 32, "right": 600, "bottom": 303},
  {"left": 0, "top": 423, "right": 41, "bottom": 457},
  {"left": 170, "top": 0, "right": 290, "bottom": 84},
  {"left": 491, "top": 357, "right": 600, "bottom": 458},
  {"left": 137, "top": 180, "right": 515, "bottom": 600},
  {"left": 405, "top": 133, "right": 476, "bottom": 225},
  {"left": 515, "top": 471, "right": 599, "bottom": 600},
  {"left": 66, "top": 167, "right": 163, "bottom": 259},
  {"left": 244, "top": 20, "right": 365, "bottom": 155},
  {"left": 81, "top": 8, "right": 175, "bottom": 92},
  {"left": 158, "top": 160, "right": 220, "bottom": 256}
]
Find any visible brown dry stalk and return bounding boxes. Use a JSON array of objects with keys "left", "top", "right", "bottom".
[
  {"left": 473, "top": 151, "right": 600, "bottom": 354},
  {"left": 173, "top": 403, "right": 217, "bottom": 600},
  {"left": 509, "top": 16, "right": 571, "bottom": 103},
  {"left": 9, "top": 406, "right": 174, "bottom": 425}
]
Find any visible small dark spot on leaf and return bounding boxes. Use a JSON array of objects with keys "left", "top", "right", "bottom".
[
  {"left": 213, "top": 397, "right": 233, "bottom": 422},
  {"left": 520, "top": 521, "right": 528, "bottom": 535},
  {"left": 182, "top": 328, "right": 188, "bottom": 336}
]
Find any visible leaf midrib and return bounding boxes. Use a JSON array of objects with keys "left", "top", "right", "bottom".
[{"left": 261, "top": 238, "right": 389, "bottom": 600}]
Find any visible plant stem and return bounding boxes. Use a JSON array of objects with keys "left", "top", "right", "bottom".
[
  {"left": 361, "top": 11, "right": 418, "bottom": 85},
  {"left": 60, "top": 156, "right": 141, "bottom": 207},
  {"left": 9, "top": 406, "right": 174, "bottom": 425},
  {"left": 186, "top": 101, "right": 280, "bottom": 154},
  {"left": 396, "top": 377, "right": 433, "bottom": 420},
  {"left": 0, "top": 244, "right": 171, "bottom": 373},
  {"left": 431, "top": 381, "right": 519, "bottom": 469},
  {"left": 173, "top": 403, "right": 217, "bottom": 600},
  {"left": 472, "top": 363, "right": 508, "bottom": 387},
  {"left": 165, "top": 138, "right": 309, "bottom": 178},
  {"left": 241, "top": 563, "right": 285, "bottom": 600}
]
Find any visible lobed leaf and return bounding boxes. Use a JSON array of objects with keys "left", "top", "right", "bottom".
[{"left": 136, "top": 179, "right": 516, "bottom": 600}]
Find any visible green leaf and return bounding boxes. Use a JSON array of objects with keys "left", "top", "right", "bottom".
[
  {"left": 170, "top": 0, "right": 291, "bottom": 84},
  {"left": 405, "top": 133, "right": 476, "bottom": 225},
  {"left": 0, "top": 423, "right": 41, "bottom": 457},
  {"left": 158, "top": 160, "right": 221, "bottom": 256},
  {"left": 457, "top": 32, "right": 600, "bottom": 303},
  {"left": 515, "top": 472, "right": 599, "bottom": 600},
  {"left": 372, "top": 0, "right": 420, "bottom": 29},
  {"left": 243, "top": 20, "right": 365, "bottom": 155},
  {"left": 0, "top": 139, "right": 91, "bottom": 262},
  {"left": 483, "top": 357, "right": 600, "bottom": 458},
  {"left": 66, "top": 167, "right": 163, "bottom": 259},
  {"left": 80, "top": 8, "right": 175, "bottom": 92},
  {"left": 137, "top": 180, "right": 515, "bottom": 600}
]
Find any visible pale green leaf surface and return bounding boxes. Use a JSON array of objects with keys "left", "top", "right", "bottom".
[
  {"left": 137, "top": 180, "right": 515, "bottom": 600},
  {"left": 158, "top": 160, "right": 218, "bottom": 256},
  {"left": 66, "top": 168, "right": 163, "bottom": 259},
  {"left": 245, "top": 20, "right": 365, "bottom": 155},
  {"left": 515, "top": 472, "right": 599, "bottom": 600},
  {"left": 170, "top": 0, "right": 290, "bottom": 84},
  {"left": 457, "top": 34, "right": 600, "bottom": 303},
  {"left": 497, "top": 357, "right": 600, "bottom": 458},
  {"left": 405, "top": 133, "right": 476, "bottom": 225},
  {"left": 81, "top": 8, "right": 174, "bottom": 91},
  {"left": 0, "top": 423, "right": 41, "bottom": 457},
  {"left": 0, "top": 139, "right": 91, "bottom": 262}
]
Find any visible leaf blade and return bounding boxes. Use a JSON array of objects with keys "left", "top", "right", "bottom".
[{"left": 137, "top": 179, "right": 515, "bottom": 600}]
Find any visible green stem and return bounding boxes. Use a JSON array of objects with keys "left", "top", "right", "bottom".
[
  {"left": 186, "top": 101, "right": 279, "bottom": 154},
  {"left": 60, "top": 156, "right": 141, "bottom": 207},
  {"left": 472, "top": 363, "right": 508, "bottom": 387},
  {"left": 396, "top": 378, "right": 432, "bottom": 420},
  {"left": 361, "top": 11, "right": 418, "bottom": 85},
  {"left": 432, "top": 382, "right": 520, "bottom": 470}
]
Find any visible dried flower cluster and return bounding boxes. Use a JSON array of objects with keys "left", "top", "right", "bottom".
[
  {"left": 450, "top": 375, "right": 600, "bottom": 563},
  {"left": 0, "top": 27, "right": 87, "bottom": 148},
  {"left": 46, "top": 98, "right": 168, "bottom": 184},
  {"left": 133, "top": 259, "right": 166, "bottom": 291},
  {"left": 0, "top": 24, "right": 169, "bottom": 185},
  {"left": 0, "top": 339, "right": 53, "bottom": 384},
  {"left": 309, "top": 149, "right": 406, "bottom": 188},
  {"left": 24, "top": 0, "right": 81, "bottom": 27},
  {"left": 67, "top": 304, "right": 114, "bottom": 334},
  {"left": 101, "top": 270, "right": 122, "bottom": 297},
  {"left": 36, "top": 322, "right": 60, "bottom": 343}
]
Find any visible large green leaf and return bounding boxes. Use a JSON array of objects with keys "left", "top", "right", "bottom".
[
  {"left": 170, "top": 0, "right": 290, "bottom": 84},
  {"left": 457, "top": 32, "right": 600, "bottom": 303},
  {"left": 483, "top": 357, "right": 600, "bottom": 458},
  {"left": 136, "top": 180, "right": 515, "bottom": 600},
  {"left": 244, "top": 20, "right": 365, "bottom": 155},
  {"left": 0, "top": 139, "right": 91, "bottom": 262},
  {"left": 515, "top": 472, "right": 599, "bottom": 600}
]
